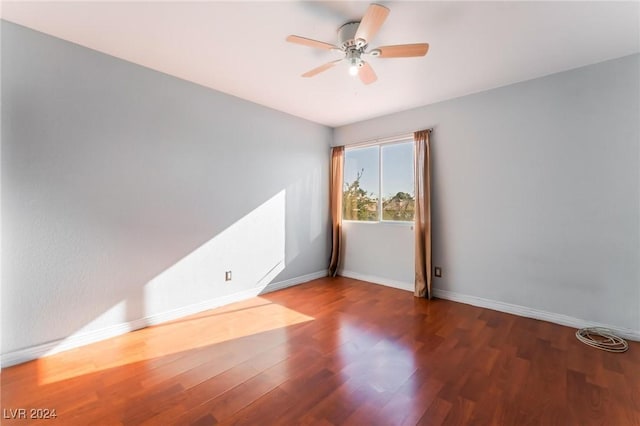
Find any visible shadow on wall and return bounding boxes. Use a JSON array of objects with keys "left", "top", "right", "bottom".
[
  {"left": 1, "top": 118, "right": 329, "bottom": 364},
  {"left": 1, "top": 20, "right": 332, "bottom": 363},
  {"left": 274, "top": 165, "right": 328, "bottom": 281},
  {"left": 2, "top": 165, "right": 328, "bottom": 364},
  {"left": 30, "top": 185, "right": 324, "bottom": 360}
]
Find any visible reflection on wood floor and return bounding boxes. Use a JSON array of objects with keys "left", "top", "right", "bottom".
[{"left": 2, "top": 276, "right": 639, "bottom": 425}]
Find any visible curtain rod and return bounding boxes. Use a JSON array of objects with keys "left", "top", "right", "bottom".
[{"left": 332, "top": 128, "right": 432, "bottom": 150}]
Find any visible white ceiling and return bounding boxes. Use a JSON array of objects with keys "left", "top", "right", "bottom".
[{"left": 3, "top": 1, "right": 639, "bottom": 127}]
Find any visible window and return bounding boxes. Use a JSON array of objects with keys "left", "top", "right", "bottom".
[{"left": 343, "top": 140, "right": 415, "bottom": 222}]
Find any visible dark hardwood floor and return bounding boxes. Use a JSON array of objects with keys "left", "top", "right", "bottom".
[{"left": 2, "top": 276, "right": 639, "bottom": 425}]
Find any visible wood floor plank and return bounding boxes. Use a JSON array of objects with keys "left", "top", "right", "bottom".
[{"left": 2, "top": 276, "right": 639, "bottom": 425}]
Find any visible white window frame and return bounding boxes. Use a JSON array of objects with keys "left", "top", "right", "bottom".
[{"left": 343, "top": 136, "right": 415, "bottom": 224}]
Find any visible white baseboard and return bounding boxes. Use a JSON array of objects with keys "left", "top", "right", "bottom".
[
  {"left": 5, "top": 269, "right": 634, "bottom": 368},
  {"left": 338, "top": 271, "right": 639, "bottom": 342},
  {"left": 433, "top": 288, "right": 640, "bottom": 342},
  {"left": 0, "top": 270, "right": 328, "bottom": 368},
  {"left": 340, "top": 270, "right": 414, "bottom": 293},
  {"left": 260, "top": 270, "right": 327, "bottom": 294}
]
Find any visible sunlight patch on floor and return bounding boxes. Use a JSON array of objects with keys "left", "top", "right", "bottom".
[{"left": 36, "top": 297, "right": 313, "bottom": 385}]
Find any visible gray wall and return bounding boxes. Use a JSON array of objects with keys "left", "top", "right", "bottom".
[
  {"left": 2, "top": 21, "right": 331, "bottom": 354},
  {"left": 335, "top": 54, "right": 640, "bottom": 332}
]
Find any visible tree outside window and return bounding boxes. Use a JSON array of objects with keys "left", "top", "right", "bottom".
[{"left": 343, "top": 141, "right": 414, "bottom": 222}]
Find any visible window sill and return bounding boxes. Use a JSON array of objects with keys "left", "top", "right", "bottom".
[{"left": 342, "top": 220, "right": 414, "bottom": 228}]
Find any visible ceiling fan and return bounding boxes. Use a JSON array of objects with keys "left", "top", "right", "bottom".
[{"left": 286, "top": 3, "right": 429, "bottom": 85}]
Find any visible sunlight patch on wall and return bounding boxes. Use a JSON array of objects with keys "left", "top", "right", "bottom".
[
  {"left": 35, "top": 190, "right": 287, "bottom": 368},
  {"left": 40, "top": 300, "right": 130, "bottom": 357},
  {"left": 144, "top": 190, "right": 287, "bottom": 314}
]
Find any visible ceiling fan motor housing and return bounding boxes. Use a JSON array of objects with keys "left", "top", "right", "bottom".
[{"left": 338, "top": 21, "right": 365, "bottom": 51}]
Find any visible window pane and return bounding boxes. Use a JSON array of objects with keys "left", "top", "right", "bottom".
[
  {"left": 343, "top": 146, "right": 379, "bottom": 221},
  {"left": 382, "top": 142, "right": 414, "bottom": 221}
]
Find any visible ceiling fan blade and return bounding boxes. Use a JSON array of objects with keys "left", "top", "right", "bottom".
[
  {"left": 302, "top": 59, "right": 343, "bottom": 78},
  {"left": 355, "top": 4, "right": 390, "bottom": 46},
  {"left": 374, "top": 43, "right": 430, "bottom": 58},
  {"left": 286, "top": 35, "right": 337, "bottom": 50},
  {"left": 359, "top": 61, "right": 377, "bottom": 85}
]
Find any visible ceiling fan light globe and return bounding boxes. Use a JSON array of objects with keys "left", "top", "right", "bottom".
[{"left": 349, "top": 65, "right": 359, "bottom": 76}]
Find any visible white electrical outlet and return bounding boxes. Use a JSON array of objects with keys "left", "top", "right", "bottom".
[{"left": 225, "top": 271, "right": 232, "bottom": 281}]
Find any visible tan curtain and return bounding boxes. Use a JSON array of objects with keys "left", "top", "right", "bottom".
[
  {"left": 329, "top": 146, "right": 344, "bottom": 277},
  {"left": 414, "top": 130, "right": 432, "bottom": 298}
]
